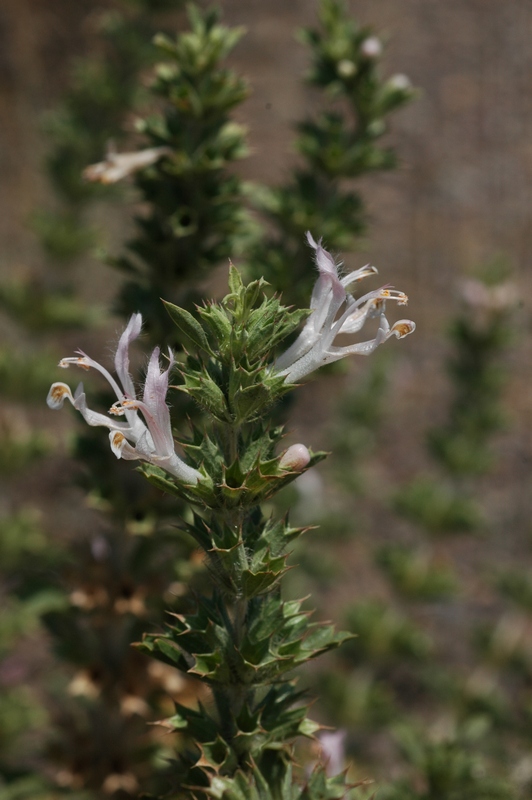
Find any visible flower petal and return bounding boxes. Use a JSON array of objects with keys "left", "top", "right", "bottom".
[
  {"left": 306, "top": 231, "right": 338, "bottom": 276},
  {"left": 280, "top": 444, "right": 311, "bottom": 470},
  {"left": 114, "top": 313, "right": 142, "bottom": 401},
  {"left": 109, "top": 431, "right": 142, "bottom": 461},
  {"left": 47, "top": 382, "right": 75, "bottom": 410},
  {"left": 73, "top": 385, "right": 131, "bottom": 432},
  {"left": 340, "top": 264, "right": 378, "bottom": 288}
]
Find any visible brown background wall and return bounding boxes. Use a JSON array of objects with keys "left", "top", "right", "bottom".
[{"left": 1, "top": 0, "right": 531, "bottom": 602}]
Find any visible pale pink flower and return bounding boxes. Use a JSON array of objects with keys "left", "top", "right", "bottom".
[
  {"left": 47, "top": 314, "right": 201, "bottom": 485},
  {"left": 319, "top": 729, "right": 347, "bottom": 776},
  {"left": 275, "top": 233, "right": 415, "bottom": 382},
  {"left": 361, "top": 36, "right": 382, "bottom": 59}
]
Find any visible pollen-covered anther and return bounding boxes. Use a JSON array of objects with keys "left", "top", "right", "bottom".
[
  {"left": 109, "top": 398, "right": 139, "bottom": 416},
  {"left": 111, "top": 432, "right": 126, "bottom": 447},
  {"left": 108, "top": 398, "right": 139, "bottom": 416},
  {"left": 59, "top": 357, "right": 90, "bottom": 370},
  {"left": 391, "top": 320, "right": 416, "bottom": 338},
  {"left": 380, "top": 288, "right": 408, "bottom": 305}
]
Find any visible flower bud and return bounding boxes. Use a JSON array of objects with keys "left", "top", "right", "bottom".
[{"left": 279, "top": 444, "right": 311, "bottom": 471}]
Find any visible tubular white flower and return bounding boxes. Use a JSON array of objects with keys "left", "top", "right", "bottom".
[
  {"left": 275, "top": 233, "right": 415, "bottom": 382},
  {"left": 47, "top": 315, "right": 202, "bottom": 485},
  {"left": 83, "top": 143, "right": 172, "bottom": 184}
]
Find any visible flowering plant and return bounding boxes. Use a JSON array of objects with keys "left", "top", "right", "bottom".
[{"left": 48, "top": 236, "right": 414, "bottom": 798}]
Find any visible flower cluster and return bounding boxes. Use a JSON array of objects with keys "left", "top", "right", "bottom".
[
  {"left": 47, "top": 313, "right": 202, "bottom": 485},
  {"left": 47, "top": 235, "right": 414, "bottom": 485},
  {"left": 275, "top": 232, "right": 415, "bottom": 383}
]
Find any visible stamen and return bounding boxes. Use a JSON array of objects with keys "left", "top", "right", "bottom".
[
  {"left": 379, "top": 288, "right": 408, "bottom": 305},
  {"left": 59, "top": 357, "right": 90, "bottom": 371}
]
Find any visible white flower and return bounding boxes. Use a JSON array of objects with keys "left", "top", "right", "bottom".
[
  {"left": 460, "top": 278, "right": 517, "bottom": 311},
  {"left": 83, "top": 143, "right": 172, "bottom": 184},
  {"left": 275, "top": 232, "right": 415, "bottom": 383},
  {"left": 47, "top": 314, "right": 201, "bottom": 485}
]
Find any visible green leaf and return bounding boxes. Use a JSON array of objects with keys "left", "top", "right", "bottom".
[
  {"left": 164, "top": 300, "right": 211, "bottom": 353},
  {"left": 228, "top": 263, "right": 244, "bottom": 295}
]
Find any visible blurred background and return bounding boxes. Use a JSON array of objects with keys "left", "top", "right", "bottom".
[{"left": 1, "top": 0, "right": 532, "bottom": 798}]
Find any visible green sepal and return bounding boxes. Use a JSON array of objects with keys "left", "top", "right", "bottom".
[
  {"left": 137, "top": 463, "right": 214, "bottom": 507},
  {"left": 138, "top": 443, "right": 326, "bottom": 511},
  {"left": 240, "top": 553, "right": 289, "bottom": 599},
  {"left": 139, "top": 591, "right": 354, "bottom": 687},
  {"left": 165, "top": 700, "right": 220, "bottom": 742},
  {"left": 135, "top": 634, "right": 191, "bottom": 673},
  {"left": 198, "top": 735, "right": 238, "bottom": 774},
  {"left": 203, "top": 761, "right": 366, "bottom": 800},
  {"left": 198, "top": 303, "right": 233, "bottom": 348},
  {"left": 179, "top": 368, "right": 230, "bottom": 422}
]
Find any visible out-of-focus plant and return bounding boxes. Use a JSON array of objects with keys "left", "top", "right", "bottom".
[
  {"left": 0, "top": 2, "right": 187, "bottom": 794},
  {"left": 308, "top": 263, "right": 519, "bottom": 794},
  {"left": 37, "top": 0, "right": 186, "bottom": 269},
  {"left": 247, "top": 0, "right": 414, "bottom": 306},
  {"left": 0, "top": 510, "right": 66, "bottom": 795},
  {"left": 395, "top": 270, "right": 516, "bottom": 534},
  {"left": 379, "top": 722, "right": 516, "bottom": 800},
  {"left": 98, "top": 5, "right": 253, "bottom": 337}
]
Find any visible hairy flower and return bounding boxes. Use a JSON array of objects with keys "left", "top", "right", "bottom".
[
  {"left": 275, "top": 232, "right": 415, "bottom": 383},
  {"left": 47, "top": 314, "right": 201, "bottom": 485},
  {"left": 83, "top": 143, "right": 172, "bottom": 184}
]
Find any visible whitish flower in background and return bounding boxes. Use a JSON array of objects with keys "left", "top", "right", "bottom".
[
  {"left": 388, "top": 73, "right": 412, "bottom": 91},
  {"left": 47, "top": 314, "right": 202, "bottom": 485},
  {"left": 360, "top": 36, "right": 382, "bottom": 59},
  {"left": 275, "top": 232, "right": 415, "bottom": 383},
  {"left": 460, "top": 278, "right": 518, "bottom": 312},
  {"left": 83, "top": 142, "right": 172, "bottom": 184},
  {"left": 319, "top": 729, "right": 347, "bottom": 776}
]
